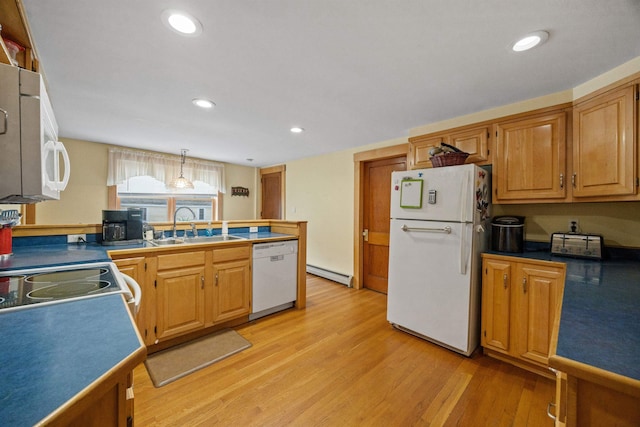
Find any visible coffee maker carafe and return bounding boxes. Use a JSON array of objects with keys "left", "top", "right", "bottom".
[
  {"left": 102, "top": 210, "right": 128, "bottom": 244},
  {"left": 102, "top": 208, "right": 146, "bottom": 245}
]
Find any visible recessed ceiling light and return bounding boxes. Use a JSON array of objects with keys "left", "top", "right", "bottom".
[
  {"left": 512, "top": 30, "right": 549, "bottom": 52},
  {"left": 192, "top": 98, "right": 215, "bottom": 109},
  {"left": 290, "top": 127, "right": 304, "bottom": 133},
  {"left": 162, "top": 10, "right": 202, "bottom": 36}
]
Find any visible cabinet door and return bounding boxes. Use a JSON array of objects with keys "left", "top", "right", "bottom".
[
  {"left": 408, "top": 134, "right": 445, "bottom": 169},
  {"left": 113, "top": 257, "right": 149, "bottom": 341},
  {"left": 572, "top": 85, "right": 637, "bottom": 199},
  {"left": 495, "top": 112, "right": 567, "bottom": 202},
  {"left": 481, "top": 258, "right": 512, "bottom": 353},
  {"left": 516, "top": 263, "right": 563, "bottom": 366},
  {"left": 213, "top": 259, "right": 251, "bottom": 324},
  {"left": 156, "top": 266, "right": 206, "bottom": 341},
  {"left": 449, "top": 126, "right": 490, "bottom": 164}
]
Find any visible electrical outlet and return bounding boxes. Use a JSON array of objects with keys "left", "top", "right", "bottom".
[
  {"left": 249, "top": 226, "right": 258, "bottom": 233},
  {"left": 568, "top": 219, "right": 579, "bottom": 232},
  {"left": 67, "top": 234, "right": 87, "bottom": 243}
]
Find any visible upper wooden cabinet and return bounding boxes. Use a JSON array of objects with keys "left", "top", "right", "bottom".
[
  {"left": 0, "top": 0, "right": 38, "bottom": 70},
  {"left": 494, "top": 111, "right": 567, "bottom": 203},
  {"left": 409, "top": 124, "right": 490, "bottom": 169},
  {"left": 572, "top": 84, "right": 638, "bottom": 200}
]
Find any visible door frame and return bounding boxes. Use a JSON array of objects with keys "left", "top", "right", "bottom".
[
  {"left": 259, "top": 165, "right": 286, "bottom": 219},
  {"left": 353, "top": 143, "right": 408, "bottom": 290}
]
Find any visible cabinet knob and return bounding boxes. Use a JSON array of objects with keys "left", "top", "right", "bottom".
[
  {"left": 560, "top": 173, "right": 564, "bottom": 189},
  {"left": 201, "top": 276, "right": 205, "bottom": 289},
  {"left": 215, "top": 273, "right": 218, "bottom": 286}
]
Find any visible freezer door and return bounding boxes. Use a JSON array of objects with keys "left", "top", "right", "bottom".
[
  {"left": 387, "top": 218, "right": 482, "bottom": 355},
  {"left": 390, "top": 164, "right": 489, "bottom": 223}
]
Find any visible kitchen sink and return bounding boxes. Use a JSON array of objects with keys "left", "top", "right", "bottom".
[
  {"left": 149, "top": 235, "right": 245, "bottom": 246},
  {"left": 183, "top": 235, "right": 246, "bottom": 243},
  {"left": 150, "top": 237, "right": 185, "bottom": 246}
]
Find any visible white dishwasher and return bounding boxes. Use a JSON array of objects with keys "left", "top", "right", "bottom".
[{"left": 250, "top": 240, "right": 298, "bottom": 320}]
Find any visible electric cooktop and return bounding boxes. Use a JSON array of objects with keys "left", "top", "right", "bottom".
[{"left": 0, "top": 262, "right": 130, "bottom": 312}]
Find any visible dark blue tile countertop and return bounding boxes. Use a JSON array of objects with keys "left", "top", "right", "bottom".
[
  {"left": 485, "top": 246, "right": 640, "bottom": 381},
  {"left": 0, "top": 294, "right": 144, "bottom": 426}
]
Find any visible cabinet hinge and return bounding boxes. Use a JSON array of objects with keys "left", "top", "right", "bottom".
[
  {"left": 144, "top": 262, "right": 147, "bottom": 271},
  {"left": 154, "top": 326, "right": 157, "bottom": 334},
  {"left": 154, "top": 280, "right": 157, "bottom": 288},
  {"left": 487, "top": 132, "right": 490, "bottom": 139},
  {"left": 144, "top": 329, "right": 148, "bottom": 338},
  {"left": 487, "top": 149, "right": 490, "bottom": 156},
  {"left": 483, "top": 330, "right": 486, "bottom": 337},
  {"left": 636, "top": 91, "right": 639, "bottom": 101},
  {"left": 495, "top": 130, "right": 498, "bottom": 138},
  {"left": 636, "top": 177, "right": 639, "bottom": 187}
]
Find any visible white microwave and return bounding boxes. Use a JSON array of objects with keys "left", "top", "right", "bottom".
[{"left": 0, "top": 62, "right": 70, "bottom": 204}]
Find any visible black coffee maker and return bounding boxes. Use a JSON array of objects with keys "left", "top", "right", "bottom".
[{"left": 102, "top": 208, "right": 145, "bottom": 245}]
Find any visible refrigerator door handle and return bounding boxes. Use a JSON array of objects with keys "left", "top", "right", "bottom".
[
  {"left": 459, "top": 224, "right": 468, "bottom": 275},
  {"left": 401, "top": 224, "right": 452, "bottom": 234}
]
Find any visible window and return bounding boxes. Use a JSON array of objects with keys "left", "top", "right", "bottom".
[{"left": 107, "top": 148, "right": 225, "bottom": 221}]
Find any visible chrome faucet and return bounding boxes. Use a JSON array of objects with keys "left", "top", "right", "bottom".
[{"left": 172, "top": 207, "right": 196, "bottom": 238}]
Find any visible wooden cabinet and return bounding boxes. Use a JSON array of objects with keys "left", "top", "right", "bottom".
[
  {"left": 154, "top": 251, "right": 207, "bottom": 341},
  {"left": 550, "top": 368, "right": 640, "bottom": 427},
  {"left": 481, "top": 254, "right": 565, "bottom": 376},
  {"left": 0, "top": 1, "right": 39, "bottom": 70},
  {"left": 112, "top": 256, "right": 149, "bottom": 341},
  {"left": 112, "top": 242, "right": 254, "bottom": 347},
  {"left": 494, "top": 111, "right": 567, "bottom": 203},
  {"left": 408, "top": 124, "right": 490, "bottom": 169},
  {"left": 572, "top": 84, "right": 638, "bottom": 200},
  {"left": 212, "top": 246, "right": 251, "bottom": 323}
]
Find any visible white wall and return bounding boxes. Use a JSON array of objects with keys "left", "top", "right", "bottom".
[{"left": 286, "top": 137, "right": 406, "bottom": 275}]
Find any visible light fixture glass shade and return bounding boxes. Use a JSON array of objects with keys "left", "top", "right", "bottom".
[
  {"left": 169, "top": 174, "right": 194, "bottom": 190},
  {"left": 169, "top": 149, "right": 194, "bottom": 190}
]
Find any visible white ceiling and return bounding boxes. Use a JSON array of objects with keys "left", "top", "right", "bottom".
[{"left": 21, "top": 0, "right": 640, "bottom": 167}]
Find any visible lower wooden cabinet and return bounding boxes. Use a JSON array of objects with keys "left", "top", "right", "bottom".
[
  {"left": 550, "top": 368, "right": 640, "bottom": 427},
  {"left": 481, "top": 254, "right": 565, "bottom": 376},
  {"left": 212, "top": 246, "right": 251, "bottom": 323},
  {"left": 114, "top": 244, "right": 253, "bottom": 347}
]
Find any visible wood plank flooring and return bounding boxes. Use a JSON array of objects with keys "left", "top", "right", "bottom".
[{"left": 133, "top": 274, "right": 555, "bottom": 426}]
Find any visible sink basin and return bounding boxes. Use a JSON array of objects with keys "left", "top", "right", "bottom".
[
  {"left": 150, "top": 237, "right": 185, "bottom": 246},
  {"left": 183, "top": 235, "right": 246, "bottom": 243}
]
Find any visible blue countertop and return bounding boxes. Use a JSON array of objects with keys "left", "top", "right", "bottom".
[
  {"left": 0, "top": 294, "right": 144, "bottom": 426},
  {"left": 0, "top": 231, "right": 295, "bottom": 271},
  {"left": 485, "top": 248, "right": 640, "bottom": 381}
]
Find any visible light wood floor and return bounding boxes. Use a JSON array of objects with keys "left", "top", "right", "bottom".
[{"left": 133, "top": 274, "right": 555, "bottom": 426}]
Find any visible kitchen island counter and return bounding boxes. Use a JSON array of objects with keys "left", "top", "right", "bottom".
[{"left": 0, "top": 294, "right": 146, "bottom": 426}]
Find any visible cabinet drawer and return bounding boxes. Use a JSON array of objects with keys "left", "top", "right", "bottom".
[
  {"left": 213, "top": 245, "right": 250, "bottom": 263},
  {"left": 157, "top": 251, "right": 206, "bottom": 270}
]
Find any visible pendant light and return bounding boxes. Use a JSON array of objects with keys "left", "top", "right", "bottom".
[{"left": 169, "top": 149, "right": 194, "bottom": 190}]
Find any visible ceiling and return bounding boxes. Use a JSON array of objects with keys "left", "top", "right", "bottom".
[{"left": 21, "top": 0, "right": 640, "bottom": 167}]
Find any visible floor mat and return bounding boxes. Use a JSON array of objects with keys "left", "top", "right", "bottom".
[{"left": 144, "top": 329, "right": 251, "bottom": 387}]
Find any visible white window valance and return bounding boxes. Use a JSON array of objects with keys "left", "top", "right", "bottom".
[{"left": 107, "top": 147, "right": 226, "bottom": 193}]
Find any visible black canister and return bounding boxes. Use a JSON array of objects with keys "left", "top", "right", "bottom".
[{"left": 491, "top": 216, "right": 525, "bottom": 253}]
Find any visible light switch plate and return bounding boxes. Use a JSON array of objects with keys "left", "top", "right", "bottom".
[
  {"left": 249, "top": 226, "right": 258, "bottom": 233},
  {"left": 67, "top": 234, "right": 86, "bottom": 243}
]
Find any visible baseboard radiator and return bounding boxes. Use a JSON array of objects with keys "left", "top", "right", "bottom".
[{"left": 306, "top": 265, "right": 353, "bottom": 287}]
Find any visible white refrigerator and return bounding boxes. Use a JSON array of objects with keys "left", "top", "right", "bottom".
[{"left": 387, "top": 164, "right": 490, "bottom": 356}]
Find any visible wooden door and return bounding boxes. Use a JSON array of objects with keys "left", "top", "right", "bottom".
[
  {"left": 481, "top": 258, "right": 512, "bottom": 353},
  {"left": 572, "top": 85, "right": 636, "bottom": 198},
  {"left": 155, "top": 266, "right": 206, "bottom": 341},
  {"left": 516, "top": 263, "right": 563, "bottom": 366},
  {"left": 212, "top": 259, "right": 251, "bottom": 323},
  {"left": 495, "top": 112, "right": 567, "bottom": 201},
  {"left": 362, "top": 156, "right": 406, "bottom": 294},
  {"left": 260, "top": 165, "right": 285, "bottom": 219}
]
